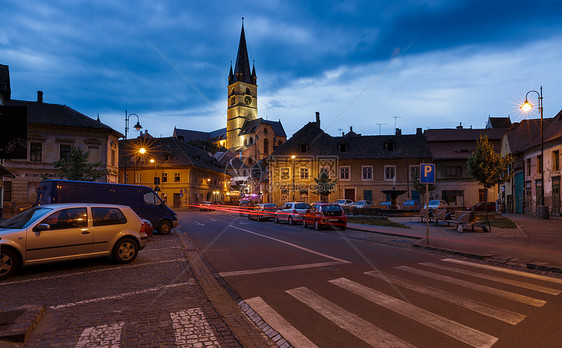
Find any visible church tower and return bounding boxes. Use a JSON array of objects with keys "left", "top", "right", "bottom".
[{"left": 226, "top": 20, "right": 258, "bottom": 150}]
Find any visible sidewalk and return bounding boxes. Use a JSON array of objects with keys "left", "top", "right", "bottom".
[{"left": 347, "top": 213, "right": 562, "bottom": 274}]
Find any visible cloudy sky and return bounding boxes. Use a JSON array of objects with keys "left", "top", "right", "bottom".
[{"left": 3, "top": 0, "right": 562, "bottom": 138}]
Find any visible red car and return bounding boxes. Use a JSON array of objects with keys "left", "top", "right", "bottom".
[
  {"left": 303, "top": 203, "right": 347, "bottom": 230},
  {"left": 141, "top": 218, "right": 154, "bottom": 237},
  {"left": 470, "top": 202, "right": 496, "bottom": 212}
]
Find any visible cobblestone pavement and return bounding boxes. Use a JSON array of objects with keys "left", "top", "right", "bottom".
[{"left": 0, "top": 232, "right": 240, "bottom": 347}]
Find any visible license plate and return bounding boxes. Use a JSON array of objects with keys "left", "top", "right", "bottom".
[{"left": 328, "top": 219, "right": 340, "bottom": 222}]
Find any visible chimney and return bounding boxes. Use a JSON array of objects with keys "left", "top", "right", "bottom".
[
  {"left": 37, "top": 91, "right": 43, "bottom": 103},
  {"left": 416, "top": 128, "right": 422, "bottom": 135},
  {"left": 350, "top": 126, "right": 353, "bottom": 132},
  {"left": 395, "top": 128, "right": 402, "bottom": 136},
  {"left": 456, "top": 122, "right": 463, "bottom": 129},
  {"left": 315, "top": 112, "right": 320, "bottom": 128}
]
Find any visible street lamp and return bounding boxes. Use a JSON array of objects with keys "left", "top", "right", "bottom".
[
  {"left": 520, "top": 86, "right": 548, "bottom": 219},
  {"left": 123, "top": 111, "right": 142, "bottom": 184},
  {"left": 134, "top": 148, "right": 147, "bottom": 185},
  {"left": 291, "top": 155, "right": 296, "bottom": 201}
]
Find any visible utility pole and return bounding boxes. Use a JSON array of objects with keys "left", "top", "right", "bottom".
[
  {"left": 376, "top": 123, "right": 387, "bottom": 135},
  {"left": 393, "top": 116, "right": 401, "bottom": 130}
]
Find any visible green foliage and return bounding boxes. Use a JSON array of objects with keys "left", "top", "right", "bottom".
[
  {"left": 312, "top": 169, "right": 337, "bottom": 200},
  {"left": 411, "top": 176, "right": 435, "bottom": 195},
  {"left": 467, "top": 135, "right": 512, "bottom": 189},
  {"left": 53, "top": 145, "right": 108, "bottom": 181}
]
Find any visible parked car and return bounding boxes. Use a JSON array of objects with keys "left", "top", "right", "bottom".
[
  {"left": 141, "top": 218, "right": 154, "bottom": 237},
  {"left": 401, "top": 200, "right": 420, "bottom": 210},
  {"left": 0, "top": 203, "right": 149, "bottom": 280},
  {"left": 334, "top": 199, "right": 354, "bottom": 207},
  {"left": 199, "top": 201, "right": 214, "bottom": 211},
  {"left": 238, "top": 200, "right": 255, "bottom": 216},
  {"left": 377, "top": 201, "right": 392, "bottom": 209},
  {"left": 35, "top": 180, "right": 177, "bottom": 235},
  {"left": 303, "top": 203, "right": 347, "bottom": 230},
  {"left": 469, "top": 201, "right": 496, "bottom": 212},
  {"left": 248, "top": 203, "right": 279, "bottom": 221},
  {"left": 274, "top": 202, "right": 310, "bottom": 225},
  {"left": 424, "top": 200, "right": 448, "bottom": 210},
  {"left": 349, "top": 200, "right": 373, "bottom": 209}
]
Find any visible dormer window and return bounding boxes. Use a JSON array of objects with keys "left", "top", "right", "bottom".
[
  {"left": 300, "top": 144, "right": 308, "bottom": 153},
  {"left": 385, "top": 141, "right": 395, "bottom": 151},
  {"left": 339, "top": 143, "right": 348, "bottom": 152}
]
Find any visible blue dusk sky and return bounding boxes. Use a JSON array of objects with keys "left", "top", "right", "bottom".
[{"left": 2, "top": 0, "right": 562, "bottom": 138}]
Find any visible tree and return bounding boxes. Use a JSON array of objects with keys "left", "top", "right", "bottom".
[
  {"left": 411, "top": 175, "right": 436, "bottom": 209},
  {"left": 52, "top": 145, "right": 108, "bottom": 181},
  {"left": 312, "top": 169, "right": 337, "bottom": 202},
  {"left": 467, "top": 135, "right": 512, "bottom": 228}
]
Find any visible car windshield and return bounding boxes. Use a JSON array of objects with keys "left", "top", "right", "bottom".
[
  {"left": 295, "top": 203, "right": 309, "bottom": 209},
  {"left": 322, "top": 205, "right": 343, "bottom": 212},
  {"left": 428, "top": 200, "right": 439, "bottom": 205},
  {"left": 335, "top": 200, "right": 346, "bottom": 204},
  {"left": 403, "top": 201, "right": 414, "bottom": 205},
  {"left": 0, "top": 206, "right": 53, "bottom": 229},
  {"left": 354, "top": 201, "right": 366, "bottom": 205}
]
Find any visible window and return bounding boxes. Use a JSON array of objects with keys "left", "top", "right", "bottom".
[
  {"left": 135, "top": 173, "right": 141, "bottom": 183},
  {"left": 384, "top": 165, "right": 396, "bottom": 180},
  {"left": 478, "top": 189, "right": 486, "bottom": 202},
  {"left": 246, "top": 88, "right": 251, "bottom": 95},
  {"left": 537, "top": 155, "right": 542, "bottom": 174},
  {"left": 445, "top": 166, "right": 462, "bottom": 177},
  {"left": 300, "top": 144, "right": 308, "bottom": 153},
  {"left": 60, "top": 144, "right": 72, "bottom": 160},
  {"left": 340, "top": 166, "right": 350, "bottom": 180},
  {"left": 144, "top": 191, "right": 161, "bottom": 205},
  {"left": 339, "top": 143, "right": 348, "bottom": 152},
  {"left": 263, "top": 138, "right": 269, "bottom": 154},
  {"left": 281, "top": 168, "right": 290, "bottom": 180},
  {"left": 363, "top": 190, "right": 373, "bottom": 201},
  {"left": 526, "top": 158, "right": 531, "bottom": 176},
  {"left": 385, "top": 141, "right": 396, "bottom": 151},
  {"left": 249, "top": 137, "right": 254, "bottom": 145},
  {"left": 362, "top": 166, "right": 373, "bottom": 181},
  {"left": 162, "top": 172, "right": 168, "bottom": 183},
  {"left": 174, "top": 173, "right": 180, "bottom": 182},
  {"left": 30, "top": 142, "right": 42, "bottom": 162},
  {"left": 410, "top": 165, "right": 420, "bottom": 181},
  {"left": 41, "top": 208, "right": 88, "bottom": 230},
  {"left": 111, "top": 150, "right": 116, "bottom": 167},
  {"left": 443, "top": 190, "right": 464, "bottom": 206},
  {"left": 300, "top": 167, "right": 309, "bottom": 180},
  {"left": 553, "top": 150, "right": 560, "bottom": 171},
  {"left": 92, "top": 207, "right": 127, "bottom": 226},
  {"left": 263, "top": 127, "right": 268, "bottom": 134}
]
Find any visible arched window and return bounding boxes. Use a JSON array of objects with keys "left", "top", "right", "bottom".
[
  {"left": 230, "top": 89, "right": 235, "bottom": 96},
  {"left": 249, "top": 137, "right": 254, "bottom": 145},
  {"left": 245, "top": 88, "right": 251, "bottom": 95},
  {"left": 263, "top": 127, "right": 268, "bottom": 134},
  {"left": 263, "top": 138, "right": 269, "bottom": 154},
  {"left": 244, "top": 138, "right": 248, "bottom": 146}
]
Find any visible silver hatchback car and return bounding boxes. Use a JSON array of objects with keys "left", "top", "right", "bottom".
[{"left": 0, "top": 203, "right": 149, "bottom": 280}]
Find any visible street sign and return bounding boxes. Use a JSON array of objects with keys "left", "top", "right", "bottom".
[
  {"left": 420, "top": 163, "right": 435, "bottom": 184},
  {"left": 154, "top": 185, "right": 160, "bottom": 192}
]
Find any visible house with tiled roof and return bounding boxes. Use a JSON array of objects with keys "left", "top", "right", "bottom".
[
  {"left": 269, "top": 116, "right": 432, "bottom": 205},
  {"left": 1, "top": 65, "right": 122, "bottom": 214},
  {"left": 500, "top": 112, "right": 562, "bottom": 216},
  {"left": 120, "top": 135, "right": 228, "bottom": 208},
  {"left": 424, "top": 125, "right": 507, "bottom": 208}
]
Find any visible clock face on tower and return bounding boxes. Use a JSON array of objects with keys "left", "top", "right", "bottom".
[{"left": 244, "top": 96, "right": 252, "bottom": 105}]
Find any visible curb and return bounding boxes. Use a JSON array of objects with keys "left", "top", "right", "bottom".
[{"left": 0, "top": 305, "right": 45, "bottom": 343}]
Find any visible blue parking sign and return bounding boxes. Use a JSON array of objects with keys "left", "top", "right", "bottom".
[{"left": 420, "top": 163, "right": 435, "bottom": 184}]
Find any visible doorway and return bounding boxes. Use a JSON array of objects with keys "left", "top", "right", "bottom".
[
  {"left": 173, "top": 193, "right": 181, "bottom": 208},
  {"left": 553, "top": 176, "right": 560, "bottom": 216},
  {"left": 344, "top": 188, "right": 355, "bottom": 201}
]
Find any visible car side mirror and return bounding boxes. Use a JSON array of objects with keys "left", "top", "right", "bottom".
[{"left": 34, "top": 223, "right": 50, "bottom": 232}]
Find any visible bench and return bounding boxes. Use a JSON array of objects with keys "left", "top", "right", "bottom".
[
  {"left": 433, "top": 209, "right": 450, "bottom": 225},
  {"left": 444, "top": 211, "right": 489, "bottom": 232},
  {"left": 414, "top": 208, "right": 429, "bottom": 222}
]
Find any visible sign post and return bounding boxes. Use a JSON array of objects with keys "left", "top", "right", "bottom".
[{"left": 420, "top": 163, "right": 435, "bottom": 244}]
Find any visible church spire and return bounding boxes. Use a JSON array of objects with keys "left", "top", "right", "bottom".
[{"left": 229, "top": 18, "right": 255, "bottom": 85}]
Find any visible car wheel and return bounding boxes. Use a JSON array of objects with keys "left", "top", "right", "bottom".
[
  {"left": 0, "top": 248, "right": 20, "bottom": 280},
  {"left": 247, "top": 214, "right": 252, "bottom": 220},
  {"left": 112, "top": 238, "right": 139, "bottom": 264},
  {"left": 288, "top": 216, "right": 294, "bottom": 225},
  {"left": 158, "top": 220, "right": 173, "bottom": 235},
  {"left": 314, "top": 220, "right": 321, "bottom": 231},
  {"left": 274, "top": 216, "right": 279, "bottom": 224}
]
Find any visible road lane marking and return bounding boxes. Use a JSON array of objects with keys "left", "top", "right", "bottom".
[
  {"left": 421, "top": 262, "right": 560, "bottom": 295},
  {"left": 287, "top": 287, "right": 414, "bottom": 347},
  {"left": 210, "top": 219, "right": 217, "bottom": 222},
  {"left": 219, "top": 261, "right": 344, "bottom": 277},
  {"left": 442, "top": 258, "right": 562, "bottom": 285},
  {"left": 331, "top": 278, "right": 498, "bottom": 348},
  {"left": 170, "top": 308, "right": 220, "bottom": 347},
  {"left": 50, "top": 282, "right": 193, "bottom": 310},
  {"left": 396, "top": 266, "right": 546, "bottom": 307},
  {"left": 195, "top": 221, "right": 206, "bottom": 226},
  {"left": 76, "top": 321, "right": 124, "bottom": 347},
  {"left": 365, "top": 270, "right": 526, "bottom": 325},
  {"left": 245, "top": 297, "right": 318, "bottom": 348},
  {"left": 0, "top": 258, "right": 187, "bottom": 286},
  {"left": 228, "top": 225, "right": 351, "bottom": 264}
]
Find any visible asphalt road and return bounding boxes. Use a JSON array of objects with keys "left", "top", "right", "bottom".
[{"left": 182, "top": 209, "right": 562, "bottom": 348}]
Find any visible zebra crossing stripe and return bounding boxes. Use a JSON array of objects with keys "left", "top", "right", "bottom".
[
  {"left": 396, "top": 266, "right": 546, "bottom": 307},
  {"left": 245, "top": 297, "right": 319, "bottom": 348},
  {"left": 442, "top": 258, "right": 562, "bottom": 285},
  {"left": 170, "top": 308, "right": 220, "bottom": 347},
  {"left": 76, "top": 322, "right": 124, "bottom": 348},
  {"left": 365, "top": 270, "right": 526, "bottom": 325},
  {"left": 420, "top": 262, "right": 561, "bottom": 295},
  {"left": 286, "top": 287, "right": 415, "bottom": 347},
  {"left": 330, "top": 278, "right": 498, "bottom": 348}
]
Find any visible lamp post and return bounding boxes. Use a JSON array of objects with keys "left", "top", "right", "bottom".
[
  {"left": 134, "top": 147, "right": 146, "bottom": 185},
  {"left": 520, "top": 86, "right": 548, "bottom": 219},
  {"left": 291, "top": 155, "right": 296, "bottom": 201},
  {"left": 123, "top": 111, "right": 142, "bottom": 184}
]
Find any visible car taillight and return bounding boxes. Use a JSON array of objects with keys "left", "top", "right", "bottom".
[{"left": 140, "top": 222, "right": 146, "bottom": 234}]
